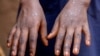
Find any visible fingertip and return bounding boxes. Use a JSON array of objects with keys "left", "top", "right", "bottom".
[
  {"left": 55, "top": 50, "right": 60, "bottom": 56},
  {"left": 7, "top": 39, "right": 11, "bottom": 47},
  {"left": 7, "top": 43, "right": 11, "bottom": 47},
  {"left": 85, "top": 36, "right": 91, "bottom": 46},
  {"left": 30, "top": 53, "right": 34, "bottom": 56},
  {"left": 64, "top": 52, "right": 70, "bottom": 56},
  {"left": 86, "top": 40, "right": 91, "bottom": 46},
  {"left": 48, "top": 27, "right": 58, "bottom": 39},
  {"left": 47, "top": 33, "right": 52, "bottom": 39},
  {"left": 44, "top": 39, "right": 48, "bottom": 46},
  {"left": 47, "top": 33, "right": 55, "bottom": 39},
  {"left": 41, "top": 36, "right": 48, "bottom": 46},
  {"left": 73, "top": 48, "right": 79, "bottom": 55},
  {"left": 11, "top": 51, "right": 16, "bottom": 56}
]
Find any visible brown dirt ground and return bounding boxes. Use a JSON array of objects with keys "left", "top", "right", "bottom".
[{"left": 0, "top": 0, "right": 19, "bottom": 55}]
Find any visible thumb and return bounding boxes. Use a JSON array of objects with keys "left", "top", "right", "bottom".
[{"left": 48, "top": 17, "right": 59, "bottom": 39}]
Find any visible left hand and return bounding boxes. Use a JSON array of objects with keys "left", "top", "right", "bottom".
[{"left": 48, "top": 0, "right": 91, "bottom": 56}]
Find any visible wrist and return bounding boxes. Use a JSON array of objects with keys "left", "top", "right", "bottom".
[
  {"left": 68, "top": 0, "right": 91, "bottom": 8},
  {"left": 20, "top": 0, "right": 40, "bottom": 8},
  {"left": 20, "top": 0, "right": 39, "bottom": 3}
]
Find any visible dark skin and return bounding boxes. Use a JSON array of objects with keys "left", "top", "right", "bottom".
[
  {"left": 7, "top": 0, "right": 91, "bottom": 56},
  {"left": 7, "top": 0, "right": 48, "bottom": 56},
  {"left": 48, "top": 0, "right": 91, "bottom": 56}
]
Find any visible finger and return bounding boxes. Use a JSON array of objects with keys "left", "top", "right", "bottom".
[
  {"left": 7, "top": 25, "right": 16, "bottom": 47},
  {"left": 55, "top": 27, "right": 66, "bottom": 56},
  {"left": 29, "top": 27, "right": 38, "bottom": 56},
  {"left": 63, "top": 27, "right": 74, "bottom": 56},
  {"left": 73, "top": 27, "right": 82, "bottom": 55},
  {"left": 18, "top": 28, "right": 28, "bottom": 56},
  {"left": 83, "top": 23, "right": 91, "bottom": 46},
  {"left": 40, "top": 18, "right": 48, "bottom": 46},
  {"left": 48, "top": 16, "right": 59, "bottom": 39},
  {"left": 11, "top": 28, "right": 20, "bottom": 56}
]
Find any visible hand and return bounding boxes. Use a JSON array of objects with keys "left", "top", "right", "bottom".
[
  {"left": 48, "top": 0, "right": 91, "bottom": 56},
  {"left": 7, "top": 1, "right": 48, "bottom": 56}
]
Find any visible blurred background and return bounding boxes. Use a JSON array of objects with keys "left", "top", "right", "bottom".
[{"left": 0, "top": 0, "right": 19, "bottom": 56}]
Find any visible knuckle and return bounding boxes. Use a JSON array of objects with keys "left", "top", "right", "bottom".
[
  {"left": 57, "top": 35, "right": 63, "bottom": 40},
  {"left": 65, "top": 35, "right": 72, "bottom": 41},
  {"left": 29, "top": 38, "right": 36, "bottom": 44},
  {"left": 19, "top": 37, "right": 24, "bottom": 45},
  {"left": 76, "top": 33, "right": 81, "bottom": 39},
  {"left": 14, "top": 34, "right": 18, "bottom": 39},
  {"left": 57, "top": 32, "right": 64, "bottom": 39},
  {"left": 60, "top": 24, "right": 66, "bottom": 28}
]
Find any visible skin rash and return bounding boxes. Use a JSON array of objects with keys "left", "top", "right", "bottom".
[
  {"left": 7, "top": 0, "right": 91, "bottom": 56},
  {"left": 48, "top": 0, "right": 91, "bottom": 56}
]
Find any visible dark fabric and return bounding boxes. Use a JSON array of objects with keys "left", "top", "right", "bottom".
[{"left": 17, "top": 0, "right": 100, "bottom": 56}]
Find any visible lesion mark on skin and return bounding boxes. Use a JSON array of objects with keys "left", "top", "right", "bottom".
[
  {"left": 29, "top": 35, "right": 37, "bottom": 49},
  {"left": 74, "top": 33, "right": 82, "bottom": 48},
  {"left": 55, "top": 34, "right": 64, "bottom": 51},
  {"left": 65, "top": 35, "right": 72, "bottom": 41},
  {"left": 29, "top": 37, "right": 36, "bottom": 48},
  {"left": 29, "top": 35, "right": 35, "bottom": 43},
  {"left": 57, "top": 34, "right": 64, "bottom": 41},
  {"left": 76, "top": 33, "right": 81, "bottom": 40},
  {"left": 29, "top": 38, "right": 35, "bottom": 43},
  {"left": 64, "top": 35, "right": 72, "bottom": 51}
]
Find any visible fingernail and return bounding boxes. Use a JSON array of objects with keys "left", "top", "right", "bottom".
[
  {"left": 12, "top": 51, "right": 16, "bottom": 56},
  {"left": 7, "top": 43, "right": 10, "bottom": 47},
  {"left": 64, "top": 52, "right": 70, "bottom": 56},
  {"left": 86, "top": 40, "right": 90, "bottom": 46},
  {"left": 48, "top": 34, "right": 52, "bottom": 38},
  {"left": 30, "top": 53, "right": 33, "bottom": 56},
  {"left": 73, "top": 48, "right": 79, "bottom": 55},
  {"left": 56, "top": 50, "right": 60, "bottom": 55}
]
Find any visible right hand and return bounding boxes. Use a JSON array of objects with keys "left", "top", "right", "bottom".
[{"left": 7, "top": 1, "right": 48, "bottom": 56}]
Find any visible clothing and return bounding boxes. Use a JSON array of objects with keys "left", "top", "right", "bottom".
[{"left": 24, "top": 0, "right": 100, "bottom": 56}]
